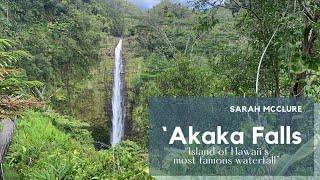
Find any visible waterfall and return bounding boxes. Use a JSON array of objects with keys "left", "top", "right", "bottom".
[{"left": 111, "top": 39, "right": 125, "bottom": 146}]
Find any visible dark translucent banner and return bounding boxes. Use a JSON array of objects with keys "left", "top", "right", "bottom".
[{"left": 148, "top": 98, "right": 314, "bottom": 176}]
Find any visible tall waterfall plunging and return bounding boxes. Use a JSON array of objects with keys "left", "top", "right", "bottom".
[{"left": 111, "top": 39, "right": 125, "bottom": 146}]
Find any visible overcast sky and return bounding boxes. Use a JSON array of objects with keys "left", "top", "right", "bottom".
[
  {"left": 126, "top": 0, "right": 160, "bottom": 9},
  {"left": 127, "top": 0, "right": 188, "bottom": 9}
]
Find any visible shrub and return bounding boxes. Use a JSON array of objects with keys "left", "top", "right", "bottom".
[{"left": 4, "top": 111, "right": 151, "bottom": 179}]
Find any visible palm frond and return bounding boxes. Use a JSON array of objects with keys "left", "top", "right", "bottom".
[
  {"left": 0, "top": 38, "right": 32, "bottom": 75},
  {"left": 0, "top": 39, "right": 13, "bottom": 51},
  {"left": 0, "top": 50, "right": 32, "bottom": 65}
]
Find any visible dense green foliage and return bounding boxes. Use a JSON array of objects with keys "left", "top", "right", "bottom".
[
  {"left": 0, "top": 0, "right": 128, "bottom": 113},
  {"left": 0, "top": 38, "right": 42, "bottom": 96},
  {"left": 125, "top": 1, "right": 320, "bottom": 146},
  {"left": 4, "top": 111, "right": 150, "bottom": 179},
  {"left": 0, "top": 0, "right": 135, "bottom": 142},
  {"left": 1, "top": 0, "right": 319, "bottom": 178}
]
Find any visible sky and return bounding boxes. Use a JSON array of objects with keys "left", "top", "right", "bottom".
[
  {"left": 127, "top": 0, "right": 161, "bottom": 9},
  {"left": 127, "top": 0, "right": 188, "bottom": 9}
]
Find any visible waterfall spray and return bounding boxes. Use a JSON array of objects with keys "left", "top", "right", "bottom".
[{"left": 111, "top": 39, "right": 125, "bottom": 146}]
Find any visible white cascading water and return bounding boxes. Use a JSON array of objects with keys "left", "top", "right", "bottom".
[{"left": 111, "top": 39, "right": 124, "bottom": 146}]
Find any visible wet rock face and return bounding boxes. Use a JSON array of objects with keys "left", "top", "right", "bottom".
[
  {"left": 121, "top": 39, "right": 134, "bottom": 140},
  {"left": 69, "top": 38, "right": 117, "bottom": 145}
]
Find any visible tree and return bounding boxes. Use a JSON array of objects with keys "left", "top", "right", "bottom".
[
  {"left": 190, "top": 0, "right": 320, "bottom": 97},
  {"left": 292, "top": 0, "right": 320, "bottom": 97},
  {"left": 0, "top": 38, "right": 43, "bottom": 118}
]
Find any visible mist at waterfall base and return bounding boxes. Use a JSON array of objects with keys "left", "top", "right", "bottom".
[{"left": 111, "top": 39, "right": 125, "bottom": 146}]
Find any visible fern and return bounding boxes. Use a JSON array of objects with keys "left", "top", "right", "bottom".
[
  {"left": 0, "top": 38, "right": 32, "bottom": 79},
  {"left": 0, "top": 38, "right": 41, "bottom": 99},
  {"left": 0, "top": 39, "right": 12, "bottom": 50},
  {"left": 0, "top": 39, "right": 31, "bottom": 69}
]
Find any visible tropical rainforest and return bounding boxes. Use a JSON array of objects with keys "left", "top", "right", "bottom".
[{"left": 0, "top": 0, "right": 319, "bottom": 179}]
